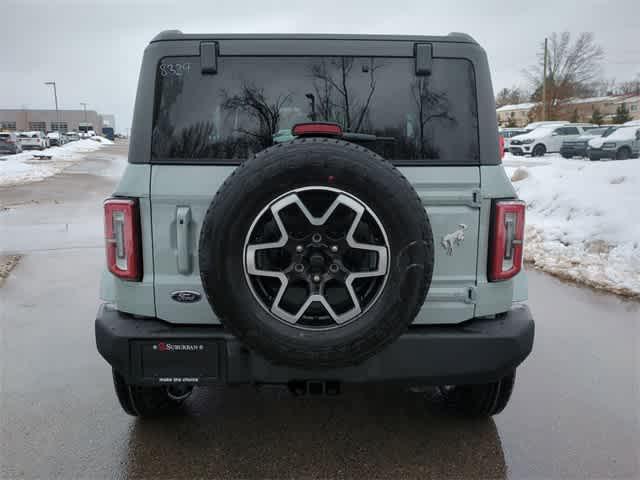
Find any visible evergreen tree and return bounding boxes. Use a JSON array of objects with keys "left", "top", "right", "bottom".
[
  {"left": 570, "top": 108, "right": 579, "bottom": 123},
  {"left": 613, "top": 103, "right": 631, "bottom": 124},
  {"left": 590, "top": 108, "right": 604, "bottom": 125}
]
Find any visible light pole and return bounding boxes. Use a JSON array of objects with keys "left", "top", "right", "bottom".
[
  {"left": 44, "top": 81, "right": 59, "bottom": 131},
  {"left": 542, "top": 37, "right": 548, "bottom": 121},
  {"left": 79, "top": 103, "right": 88, "bottom": 136},
  {"left": 80, "top": 102, "right": 88, "bottom": 122}
]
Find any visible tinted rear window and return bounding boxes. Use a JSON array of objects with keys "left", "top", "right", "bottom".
[{"left": 152, "top": 56, "right": 479, "bottom": 164}]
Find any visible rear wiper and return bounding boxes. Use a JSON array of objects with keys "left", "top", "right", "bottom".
[{"left": 342, "top": 132, "right": 396, "bottom": 143}]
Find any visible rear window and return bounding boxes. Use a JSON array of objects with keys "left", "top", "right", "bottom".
[{"left": 152, "top": 56, "right": 479, "bottom": 164}]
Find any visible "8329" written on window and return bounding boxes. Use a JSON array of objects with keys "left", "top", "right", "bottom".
[{"left": 159, "top": 63, "right": 192, "bottom": 77}]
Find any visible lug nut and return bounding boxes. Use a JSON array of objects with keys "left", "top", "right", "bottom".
[
  {"left": 296, "top": 245, "right": 304, "bottom": 253},
  {"left": 329, "top": 264, "right": 339, "bottom": 273},
  {"left": 312, "top": 233, "right": 322, "bottom": 243},
  {"left": 294, "top": 264, "right": 304, "bottom": 273},
  {"left": 330, "top": 245, "right": 338, "bottom": 253},
  {"left": 313, "top": 274, "right": 321, "bottom": 283}
]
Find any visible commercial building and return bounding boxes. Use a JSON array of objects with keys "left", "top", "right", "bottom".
[{"left": 0, "top": 109, "right": 108, "bottom": 133}]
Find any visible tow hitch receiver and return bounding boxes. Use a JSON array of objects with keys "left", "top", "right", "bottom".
[{"left": 288, "top": 380, "right": 342, "bottom": 396}]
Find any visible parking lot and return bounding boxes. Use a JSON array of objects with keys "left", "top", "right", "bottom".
[{"left": 0, "top": 143, "right": 638, "bottom": 478}]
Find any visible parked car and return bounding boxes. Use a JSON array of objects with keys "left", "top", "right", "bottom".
[
  {"left": 560, "top": 126, "right": 619, "bottom": 159},
  {"left": 18, "top": 131, "right": 49, "bottom": 150},
  {"left": 510, "top": 124, "right": 586, "bottom": 156},
  {"left": 588, "top": 125, "right": 640, "bottom": 160},
  {"left": 46, "top": 131, "right": 66, "bottom": 147},
  {"left": 65, "top": 131, "right": 80, "bottom": 142},
  {"left": 102, "top": 127, "right": 115, "bottom": 141},
  {"left": 0, "top": 131, "right": 23, "bottom": 154},
  {"left": 78, "top": 124, "right": 96, "bottom": 138},
  {"left": 95, "top": 31, "right": 534, "bottom": 419},
  {"left": 499, "top": 127, "right": 528, "bottom": 151}
]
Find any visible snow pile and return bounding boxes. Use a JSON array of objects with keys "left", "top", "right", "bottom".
[
  {"left": 505, "top": 154, "right": 640, "bottom": 297},
  {"left": 0, "top": 138, "right": 110, "bottom": 187},
  {"left": 89, "top": 136, "right": 114, "bottom": 145}
]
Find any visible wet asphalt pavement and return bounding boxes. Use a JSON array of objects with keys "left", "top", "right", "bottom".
[{"left": 1, "top": 143, "right": 639, "bottom": 479}]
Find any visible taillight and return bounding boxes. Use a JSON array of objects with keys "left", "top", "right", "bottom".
[
  {"left": 104, "top": 198, "right": 141, "bottom": 281},
  {"left": 499, "top": 134, "right": 505, "bottom": 159},
  {"left": 489, "top": 200, "right": 525, "bottom": 281},
  {"left": 292, "top": 122, "right": 343, "bottom": 137}
]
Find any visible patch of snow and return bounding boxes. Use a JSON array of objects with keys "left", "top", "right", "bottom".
[
  {"left": 566, "top": 95, "right": 619, "bottom": 105},
  {"left": 504, "top": 153, "right": 640, "bottom": 297},
  {"left": 496, "top": 102, "right": 537, "bottom": 112},
  {"left": 90, "top": 136, "right": 114, "bottom": 145},
  {"left": 0, "top": 139, "right": 109, "bottom": 188}
]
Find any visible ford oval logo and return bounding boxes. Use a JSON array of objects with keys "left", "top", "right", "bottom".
[{"left": 171, "top": 290, "right": 202, "bottom": 303}]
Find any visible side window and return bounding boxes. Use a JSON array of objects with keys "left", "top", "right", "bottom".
[
  {"left": 553, "top": 128, "right": 565, "bottom": 135},
  {"left": 564, "top": 127, "right": 579, "bottom": 135}
]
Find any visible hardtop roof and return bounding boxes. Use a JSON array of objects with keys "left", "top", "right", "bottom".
[{"left": 150, "top": 30, "right": 477, "bottom": 44}]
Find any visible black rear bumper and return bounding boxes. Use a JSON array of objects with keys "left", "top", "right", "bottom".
[{"left": 95, "top": 304, "right": 534, "bottom": 386}]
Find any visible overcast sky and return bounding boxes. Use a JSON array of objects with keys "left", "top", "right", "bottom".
[{"left": 2, "top": 0, "right": 638, "bottom": 133}]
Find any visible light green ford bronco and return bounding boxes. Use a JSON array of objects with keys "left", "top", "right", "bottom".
[{"left": 96, "top": 31, "right": 534, "bottom": 418}]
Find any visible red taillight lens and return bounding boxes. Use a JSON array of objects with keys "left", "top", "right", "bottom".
[
  {"left": 292, "top": 122, "right": 343, "bottom": 137},
  {"left": 104, "top": 198, "right": 141, "bottom": 281},
  {"left": 489, "top": 200, "right": 525, "bottom": 282},
  {"left": 499, "top": 134, "right": 505, "bottom": 159}
]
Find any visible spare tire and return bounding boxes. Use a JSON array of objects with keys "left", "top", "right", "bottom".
[{"left": 199, "top": 138, "right": 434, "bottom": 368}]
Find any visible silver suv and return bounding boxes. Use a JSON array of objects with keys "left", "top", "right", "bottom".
[
  {"left": 95, "top": 32, "right": 534, "bottom": 419},
  {"left": 0, "top": 131, "right": 23, "bottom": 154},
  {"left": 591, "top": 125, "right": 640, "bottom": 160}
]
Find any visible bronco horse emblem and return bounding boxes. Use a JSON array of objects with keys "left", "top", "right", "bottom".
[{"left": 441, "top": 224, "right": 468, "bottom": 256}]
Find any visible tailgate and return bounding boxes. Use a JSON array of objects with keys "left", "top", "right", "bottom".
[{"left": 151, "top": 164, "right": 480, "bottom": 325}]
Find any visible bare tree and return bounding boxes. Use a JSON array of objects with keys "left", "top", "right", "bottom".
[
  {"left": 617, "top": 74, "right": 640, "bottom": 96},
  {"left": 221, "top": 84, "right": 291, "bottom": 148},
  {"left": 525, "top": 32, "right": 604, "bottom": 118},
  {"left": 591, "top": 78, "right": 617, "bottom": 97},
  {"left": 411, "top": 78, "right": 456, "bottom": 157},
  {"left": 311, "top": 62, "right": 335, "bottom": 121},
  {"left": 310, "top": 58, "right": 384, "bottom": 132},
  {"left": 496, "top": 86, "right": 526, "bottom": 107}
]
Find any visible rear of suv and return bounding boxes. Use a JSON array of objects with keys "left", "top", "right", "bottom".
[
  {"left": 96, "top": 32, "right": 534, "bottom": 418},
  {"left": 18, "top": 131, "right": 48, "bottom": 150},
  {"left": 0, "top": 131, "right": 23, "bottom": 154}
]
